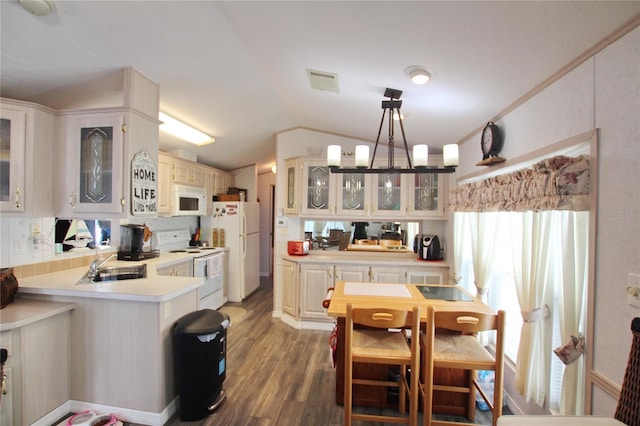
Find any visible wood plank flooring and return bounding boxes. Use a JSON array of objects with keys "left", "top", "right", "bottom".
[{"left": 157, "top": 277, "right": 502, "bottom": 426}]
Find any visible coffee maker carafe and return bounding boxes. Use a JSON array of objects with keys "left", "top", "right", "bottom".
[{"left": 118, "top": 224, "right": 146, "bottom": 260}]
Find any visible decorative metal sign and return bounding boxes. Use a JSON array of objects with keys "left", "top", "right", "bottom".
[{"left": 130, "top": 150, "right": 157, "bottom": 216}]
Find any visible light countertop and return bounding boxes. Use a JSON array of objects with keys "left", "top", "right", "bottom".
[
  {"left": 16, "top": 251, "right": 220, "bottom": 303},
  {"left": 283, "top": 250, "right": 450, "bottom": 267},
  {"left": 0, "top": 297, "right": 75, "bottom": 331}
]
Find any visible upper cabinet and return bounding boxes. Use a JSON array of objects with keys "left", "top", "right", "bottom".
[
  {"left": 284, "top": 158, "right": 300, "bottom": 215},
  {"left": 408, "top": 171, "right": 446, "bottom": 218},
  {"left": 156, "top": 151, "right": 233, "bottom": 217},
  {"left": 173, "top": 157, "right": 205, "bottom": 188},
  {"left": 55, "top": 111, "right": 127, "bottom": 216},
  {"left": 0, "top": 98, "right": 55, "bottom": 217},
  {"left": 286, "top": 155, "right": 447, "bottom": 219},
  {"left": 300, "top": 160, "right": 336, "bottom": 216},
  {"left": 52, "top": 68, "right": 160, "bottom": 219}
]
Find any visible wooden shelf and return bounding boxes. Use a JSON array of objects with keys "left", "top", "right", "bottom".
[{"left": 476, "top": 156, "right": 506, "bottom": 166}]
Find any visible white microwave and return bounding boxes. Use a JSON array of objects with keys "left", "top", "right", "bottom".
[{"left": 171, "top": 184, "right": 207, "bottom": 216}]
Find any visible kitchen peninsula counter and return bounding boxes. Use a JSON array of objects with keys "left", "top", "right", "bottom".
[
  {"left": 282, "top": 250, "right": 450, "bottom": 268},
  {"left": 16, "top": 251, "right": 218, "bottom": 302},
  {"left": 13, "top": 252, "right": 215, "bottom": 425}
]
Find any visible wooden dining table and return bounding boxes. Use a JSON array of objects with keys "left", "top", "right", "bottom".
[{"left": 326, "top": 281, "right": 494, "bottom": 416}]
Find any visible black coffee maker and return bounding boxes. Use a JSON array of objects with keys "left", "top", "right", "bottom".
[{"left": 118, "top": 224, "right": 146, "bottom": 260}]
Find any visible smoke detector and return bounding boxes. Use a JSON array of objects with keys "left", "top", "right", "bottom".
[{"left": 20, "top": 0, "right": 55, "bottom": 16}]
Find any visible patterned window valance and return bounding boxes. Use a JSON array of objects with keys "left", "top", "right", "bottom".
[{"left": 449, "top": 155, "right": 591, "bottom": 212}]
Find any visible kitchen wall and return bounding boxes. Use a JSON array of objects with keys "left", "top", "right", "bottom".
[
  {"left": 455, "top": 26, "right": 639, "bottom": 414},
  {"left": 258, "top": 169, "right": 277, "bottom": 277}
]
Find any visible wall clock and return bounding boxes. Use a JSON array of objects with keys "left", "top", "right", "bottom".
[{"left": 477, "top": 121, "right": 506, "bottom": 166}]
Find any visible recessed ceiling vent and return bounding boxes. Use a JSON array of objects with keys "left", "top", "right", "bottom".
[{"left": 306, "top": 69, "right": 339, "bottom": 93}]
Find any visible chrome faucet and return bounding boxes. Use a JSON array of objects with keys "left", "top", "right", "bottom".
[{"left": 87, "top": 253, "right": 117, "bottom": 280}]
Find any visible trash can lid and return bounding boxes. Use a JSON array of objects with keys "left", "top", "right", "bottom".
[{"left": 173, "top": 309, "right": 230, "bottom": 336}]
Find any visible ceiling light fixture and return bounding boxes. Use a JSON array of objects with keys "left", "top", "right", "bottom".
[
  {"left": 19, "top": 0, "right": 54, "bottom": 16},
  {"left": 158, "top": 112, "right": 215, "bottom": 146},
  {"left": 327, "top": 88, "right": 458, "bottom": 174},
  {"left": 405, "top": 65, "right": 433, "bottom": 85}
]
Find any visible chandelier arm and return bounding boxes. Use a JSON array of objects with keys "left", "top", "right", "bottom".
[
  {"left": 396, "top": 112, "right": 413, "bottom": 168},
  {"left": 370, "top": 108, "right": 386, "bottom": 169},
  {"left": 388, "top": 107, "right": 395, "bottom": 169}
]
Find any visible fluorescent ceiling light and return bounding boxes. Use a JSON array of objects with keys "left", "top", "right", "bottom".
[{"left": 159, "top": 112, "right": 215, "bottom": 146}]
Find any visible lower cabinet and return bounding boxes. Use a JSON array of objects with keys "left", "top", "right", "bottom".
[
  {"left": 300, "top": 263, "right": 334, "bottom": 319},
  {"left": 282, "top": 260, "right": 298, "bottom": 317},
  {"left": 156, "top": 259, "right": 193, "bottom": 277},
  {"left": 285, "top": 259, "right": 449, "bottom": 323},
  {"left": 0, "top": 304, "right": 72, "bottom": 425}
]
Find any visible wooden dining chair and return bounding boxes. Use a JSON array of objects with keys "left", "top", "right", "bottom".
[
  {"left": 421, "top": 306, "right": 506, "bottom": 426},
  {"left": 344, "top": 303, "right": 421, "bottom": 425}
]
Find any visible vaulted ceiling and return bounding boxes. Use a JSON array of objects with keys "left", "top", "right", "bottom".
[{"left": 1, "top": 1, "right": 638, "bottom": 173}]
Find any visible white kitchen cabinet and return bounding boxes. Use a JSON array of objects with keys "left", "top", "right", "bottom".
[
  {"left": 0, "top": 302, "right": 73, "bottom": 426},
  {"left": 336, "top": 172, "right": 372, "bottom": 217},
  {"left": 0, "top": 99, "right": 55, "bottom": 216},
  {"left": 370, "top": 171, "right": 407, "bottom": 218},
  {"left": 55, "top": 111, "right": 127, "bottom": 216},
  {"left": 284, "top": 158, "right": 300, "bottom": 215},
  {"left": 156, "top": 259, "right": 193, "bottom": 277},
  {"left": 370, "top": 265, "right": 406, "bottom": 283},
  {"left": 300, "top": 263, "right": 335, "bottom": 319},
  {"left": 406, "top": 268, "right": 447, "bottom": 285},
  {"left": 282, "top": 259, "right": 298, "bottom": 317},
  {"left": 215, "top": 170, "right": 233, "bottom": 196},
  {"left": 157, "top": 152, "right": 173, "bottom": 216},
  {"left": 300, "top": 160, "right": 338, "bottom": 216},
  {"left": 334, "top": 263, "right": 370, "bottom": 282},
  {"left": 173, "top": 157, "right": 205, "bottom": 188},
  {"left": 205, "top": 168, "right": 215, "bottom": 215},
  {"left": 406, "top": 156, "right": 447, "bottom": 218}
]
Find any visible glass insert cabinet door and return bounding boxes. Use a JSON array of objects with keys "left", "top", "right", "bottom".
[
  {"left": 375, "top": 172, "right": 402, "bottom": 213},
  {"left": 65, "top": 114, "right": 125, "bottom": 215},
  {"left": 0, "top": 108, "right": 26, "bottom": 212},
  {"left": 80, "top": 126, "right": 113, "bottom": 204},
  {"left": 304, "top": 164, "right": 331, "bottom": 213},
  {"left": 412, "top": 172, "right": 444, "bottom": 216},
  {"left": 339, "top": 172, "right": 367, "bottom": 214},
  {"left": 284, "top": 158, "right": 299, "bottom": 214}
]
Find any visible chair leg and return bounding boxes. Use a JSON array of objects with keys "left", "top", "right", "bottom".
[
  {"left": 423, "top": 361, "right": 434, "bottom": 426},
  {"left": 344, "top": 355, "right": 352, "bottom": 425},
  {"left": 467, "top": 370, "right": 476, "bottom": 421},
  {"left": 400, "top": 367, "right": 407, "bottom": 414}
]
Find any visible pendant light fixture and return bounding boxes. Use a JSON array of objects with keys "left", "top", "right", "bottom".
[{"left": 328, "top": 88, "right": 458, "bottom": 174}]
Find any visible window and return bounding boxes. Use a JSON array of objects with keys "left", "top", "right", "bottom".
[{"left": 456, "top": 210, "right": 588, "bottom": 412}]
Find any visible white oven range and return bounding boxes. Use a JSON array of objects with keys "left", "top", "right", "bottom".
[{"left": 153, "top": 229, "right": 225, "bottom": 310}]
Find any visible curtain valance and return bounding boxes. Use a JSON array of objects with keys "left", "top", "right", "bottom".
[{"left": 449, "top": 155, "right": 590, "bottom": 212}]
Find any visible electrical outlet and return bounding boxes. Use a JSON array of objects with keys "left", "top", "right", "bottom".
[
  {"left": 30, "top": 223, "right": 41, "bottom": 238},
  {"left": 627, "top": 273, "right": 640, "bottom": 308},
  {"left": 14, "top": 239, "right": 26, "bottom": 255}
]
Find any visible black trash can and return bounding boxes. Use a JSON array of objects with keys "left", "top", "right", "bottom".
[{"left": 173, "top": 309, "right": 230, "bottom": 421}]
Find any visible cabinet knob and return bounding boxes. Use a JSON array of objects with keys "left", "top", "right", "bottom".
[
  {"left": 2, "top": 373, "right": 7, "bottom": 395},
  {"left": 69, "top": 191, "right": 77, "bottom": 208}
]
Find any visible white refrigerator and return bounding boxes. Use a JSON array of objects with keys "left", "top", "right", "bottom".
[{"left": 202, "top": 201, "right": 260, "bottom": 302}]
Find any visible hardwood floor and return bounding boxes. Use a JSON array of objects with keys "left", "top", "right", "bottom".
[{"left": 157, "top": 276, "right": 504, "bottom": 426}]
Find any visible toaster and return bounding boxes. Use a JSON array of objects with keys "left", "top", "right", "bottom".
[{"left": 288, "top": 240, "right": 310, "bottom": 256}]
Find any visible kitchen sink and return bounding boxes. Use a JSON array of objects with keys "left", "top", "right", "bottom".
[{"left": 77, "top": 264, "right": 147, "bottom": 284}]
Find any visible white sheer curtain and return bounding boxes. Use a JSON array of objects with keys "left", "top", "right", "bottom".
[
  {"left": 558, "top": 211, "right": 588, "bottom": 414},
  {"left": 452, "top": 213, "right": 469, "bottom": 285},
  {"left": 510, "top": 211, "right": 554, "bottom": 406},
  {"left": 468, "top": 212, "right": 500, "bottom": 303}
]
